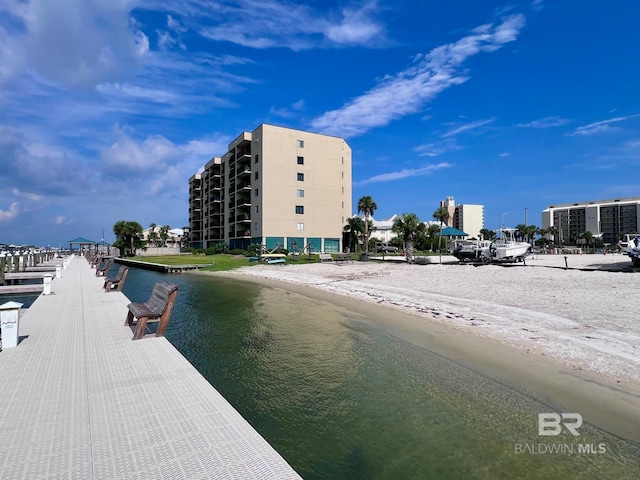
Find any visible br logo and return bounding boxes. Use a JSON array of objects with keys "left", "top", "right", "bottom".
[{"left": 538, "top": 413, "right": 583, "bottom": 436}]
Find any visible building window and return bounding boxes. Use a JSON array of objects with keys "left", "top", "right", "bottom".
[
  {"left": 254, "top": 188, "right": 259, "bottom": 197},
  {"left": 255, "top": 205, "right": 259, "bottom": 214},
  {"left": 297, "top": 223, "right": 304, "bottom": 231},
  {"left": 297, "top": 156, "right": 304, "bottom": 165},
  {"left": 297, "top": 140, "right": 304, "bottom": 148},
  {"left": 297, "top": 173, "right": 304, "bottom": 181},
  {"left": 295, "top": 205, "right": 304, "bottom": 214},
  {"left": 297, "top": 189, "right": 304, "bottom": 198},
  {"left": 255, "top": 171, "right": 259, "bottom": 180},
  {"left": 254, "top": 222, "right": 258, "bottom": 231},
  {"left": 255, "top": 154, "right": 259, "bottom": 163}
]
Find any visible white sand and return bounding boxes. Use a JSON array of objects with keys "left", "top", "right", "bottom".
[{"left": 228, "top": 253, "right": 640, "bottom": 384}]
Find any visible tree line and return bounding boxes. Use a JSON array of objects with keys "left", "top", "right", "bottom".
[
  {"left": 112, "top": 221, "right": 175, "bottom": 257},
  {"left": 343, "top": 196, "right": 604, "bottom": 260}
]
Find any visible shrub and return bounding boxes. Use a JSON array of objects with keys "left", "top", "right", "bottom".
[
  {"left": 229, "top": 248, "right": 246, "bottom": 256},
  {"left": 246, "top": 243, "right": 262, "bottom": 257},
  {"left": 204, "top": 243, "right": 228, "bottom": 255}
]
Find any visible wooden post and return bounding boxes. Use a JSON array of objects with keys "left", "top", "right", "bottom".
[
  {"left": 0, "top": 256, "right": 5, "bottom": 285},
  {"left": 564, "top": 256, "right": 568, "bottom": 270}
]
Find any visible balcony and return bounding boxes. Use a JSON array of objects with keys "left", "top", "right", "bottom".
[
  {"left": 236, "top": 197, "right": 251, "bottom": 207},
  {"left": 236, "top": 214, "right": 251, "bottom": 222},
  {"left": 238, "top": 167, "right": 251, "bottom": 176},
  {"left": 238, "top": 182, "right": 251, "bottom": 190},
  {"left": 236, "top": 152, "right": 251, "bottom": 165}
]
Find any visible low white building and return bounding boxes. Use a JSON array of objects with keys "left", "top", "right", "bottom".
[{"left": 138, "top": 226, "right": 184, "bottom": 256}]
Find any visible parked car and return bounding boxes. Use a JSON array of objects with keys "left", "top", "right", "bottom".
[{"left": 375, "top": 242, "right": 399, "bottom": 253}]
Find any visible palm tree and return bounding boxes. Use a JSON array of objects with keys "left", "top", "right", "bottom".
[
  {"left": 113, "top": 220, "right": 144, "bottom": 257},
  {"left": 515, "top": 224, "right": 528, "bottom": 242},
  {"left": 432, "top": 206, "right": 450, "bottom": 260},
  {"left": 582, "top": 231, "right": 594, "bottom": 253},
  {"left": 479, "top": 228, "right": 496, "bottom": 241},
  {"left": 148, "top": 223, "right": 159, "bottom": 247},
  {"left": 159, "top": 225, "right": 171, "bottom": 247},
  {"left": 392, "top": 213, "right": 425, "bottom": 263},
  {"left": 343, "top": 217, "right": 365, "bottom": 253},
  {"left": 357, "top": 196, "right": 377, "bottom": 255},
  {"left": 525, "top": 225, "right": 538, "bottom": 245}
]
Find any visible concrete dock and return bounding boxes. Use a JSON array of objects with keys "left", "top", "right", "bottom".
[{"left": 0, "top": 256, "right": 301, "bottom": 479}]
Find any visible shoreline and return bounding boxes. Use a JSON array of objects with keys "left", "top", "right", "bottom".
[{"left": 195, "top": 254, "right": 640, "bottom": 442}]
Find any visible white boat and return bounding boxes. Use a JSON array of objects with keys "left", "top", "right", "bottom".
[
  {"left": 618, "top": 233, "right": 640, "bottom": 251},
  {"left": 449, "top": 239, "right": 492, "bottom": 262},
  {"left": 625, "top": 235, "right": 640, "bottom": 267},
  {"left": 488, "top": 228, "right": 532, "bottom": 263}
]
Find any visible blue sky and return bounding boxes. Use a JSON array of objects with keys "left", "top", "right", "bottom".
[{"left": 1, "top": 0, "right": 639, "bottom": 247}]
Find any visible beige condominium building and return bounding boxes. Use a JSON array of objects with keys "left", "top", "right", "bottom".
[
  {"left": 440, "top": 196, "right": 485, "bottom": 238},
  {"left": 189, "top": 124, "right": 352, "bottom": 253},
  {"left": 542, "top": 196, "right": 640, "bottom": 244}
]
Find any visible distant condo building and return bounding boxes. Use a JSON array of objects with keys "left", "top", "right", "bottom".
[
  {"left": 188, "top": 124, "right": 352, "bottom": 252},
  {"left": 440, "top": 196, "right": 485, "bottom": 238},
  {"left": 542, "top": 196, "right": 640, "bottom": 244}
]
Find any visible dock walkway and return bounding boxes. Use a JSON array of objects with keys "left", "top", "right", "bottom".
[{"left": 0, "top": 256, "right": 301, "bottom": 479}]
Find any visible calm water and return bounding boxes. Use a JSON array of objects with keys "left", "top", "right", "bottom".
[{"left": 120, "top": 266, "right": 640, "bottom": 480}]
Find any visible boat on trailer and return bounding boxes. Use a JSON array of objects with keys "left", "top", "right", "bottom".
[
  {"left": 450, "top": 229, "right": 531, "bottom": 263},
  {"left": 489, "top": 228, "right": 532, "bottom": 263},
  {"left": 449, "top": 239, "right": 492, "bottom": 262}
]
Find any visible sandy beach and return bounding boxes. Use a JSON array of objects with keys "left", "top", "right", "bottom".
[
  {"left": 203, "top": 253, "right": 640, "bottom": 441},
  {"left": 223, "top": 253, "right": 639, "bottom": 382}
]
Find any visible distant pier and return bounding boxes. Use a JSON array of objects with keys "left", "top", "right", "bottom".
[
  {"left": 114, "top": 257, "right": 209, "bottom": 273},
  {"left": 0, "top": 252, "right": 58, "bottom": 294}
]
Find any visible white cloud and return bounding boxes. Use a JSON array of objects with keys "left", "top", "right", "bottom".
[
  {"left": 570, "top": 114, "right": 640, "bottom": 136},
  {"left": 355, "top": 162, "right": 453, "bottom": 186},
  {"left": 101, "top": 128, "right": 182, "bottom": 172},
  {"left": 414, "top": 139, "right": 461, "bottom": 157},
  {"left": 95, "top": 82, "right": 180, "bottom": 103},
  {"left": 326, "top": 3, "right": 384, "bottom": 45},
  {"left": 0, "top": 202, "right": 19, "bottom": 222},
  {"left": 517, "top": 116, "right": 570, "bottom": 128},
  {"left": 1, "top": 0, "right": 149, "bottom": 88},
  {"left": 442, "top": 118, "right": 495, "bottom": 138},
  {"left": 195, "top": 0, "right": 386, "bottom": 50},
  {"left": 12, "top": 189, "right": 42, "bottom": 202},
  {"left": 311, "top": 14, "right": 526, "bottom": 137}
]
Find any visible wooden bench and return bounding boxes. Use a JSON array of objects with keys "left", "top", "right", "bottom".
[
  {"left": 89, "top": 255, "right": 102, "bottom": 268},
  {"left": 95, "top": 258, "right": 113, "bottom": 277},
  {"left": 335, "top": 254, "right": 353, "bottom": 263},
  {"left": 319, "top": 253, "right": 333, "bottom": 263},
  {"left": 103, "top": 266, "right": 129, "bottom": 292},
  {"left": 124, "top": 281, "right": 178, "bottom": 340}
]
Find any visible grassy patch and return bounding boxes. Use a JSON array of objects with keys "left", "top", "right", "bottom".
[{"left": 127, "top": 253, "right": 334, "bottom": 271}]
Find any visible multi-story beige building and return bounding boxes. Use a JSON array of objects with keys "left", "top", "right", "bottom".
[
  {"left": 189, "top": 124, "right": 352, "bottom": 253},
  {"left": 439, "top": 196, "right": 484, "bottom": 238},
  {"left": 542, "top": 196, "right": 640, "bottom": 244}
]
